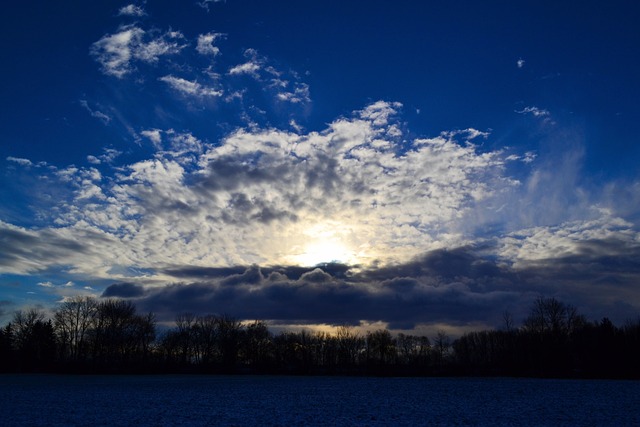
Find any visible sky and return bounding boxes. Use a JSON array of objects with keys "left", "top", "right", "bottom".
[{"left": 1, "top": 1, "right": 640, "bottom": 335}]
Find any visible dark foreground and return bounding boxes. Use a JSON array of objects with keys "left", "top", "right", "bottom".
[{"left": 1, "top": 375, "right": 638, "bottom": 426}]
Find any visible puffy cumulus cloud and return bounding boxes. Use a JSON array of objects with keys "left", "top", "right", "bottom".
[
  {"left": 91, "top": 26, "right": 186, "bottom": 78},
  {"left": 0, "top": 102, "right": 514, "bottom": 281},
  {"left": 134, "top": 258, "right": 519, "bottom": 329}
]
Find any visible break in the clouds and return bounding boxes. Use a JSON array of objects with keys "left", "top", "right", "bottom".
[
  {"left": 1, "top": 102, "right": 511, "bottom": 277},
  {"left": 3, "top": 99, "right": 639, "bottom": 327},
  {"left": 2, "top": 1, "right": 640, "bottom": 331}
]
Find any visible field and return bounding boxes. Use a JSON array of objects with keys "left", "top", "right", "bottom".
[{"left": 1, "top": 375, "right": 639, "bottom": 426}]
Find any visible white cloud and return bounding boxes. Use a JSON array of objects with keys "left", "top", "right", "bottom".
[
  {"left": 499, "top": 214, "right": 638, "bottom": 268},
  {"left": 515, "top": 106, "right": 550, "bottom": 117},
  {"left": 517, "top": 58, "right": 525, "bottom": 68},
  {"left": 0, "top": 102, "right": 518, "bottom": 278},
  {"left": 228, "top": 61, "right": 261, "bottom": 77},
  {"left": 159, "top": 75, "right": 223, "bottom": 97},
  {"left": 91, "top": 26, "right": 185, "bottom": 78},
  {"left": 118, "top": 4, "right": 146, "bottom": 17},
  {"left": 104, "top": 148, "right": 121, "bottom": 162},
  {"left": 359, "top": 101, "right": 402, "bottom": 126},
  {"left": 196, "top": 32, "right": 224, "bottom": 56},
  {"left": 91, "top": 26, "right": 144, "bottom": 78},
  {"left": 276, "top": 83, "right": 310, "bottom": 104},
  {"left": 80, "top": 100, "right": 111, "bottom": 125},
  {"left": 197, "top": 0, "right": 224, "bottom": 12},
  {"left": 6, "top": 156, "right": 33, "bottom": 166},
  {"left": 134, "top": 32, "right": 185, "bottom": 63},
  {"left": 87, "top": 156, "right": 101, "bottom": 165},
  {"left": 141, "top": 129, "right": 163, "bottom": 148}
]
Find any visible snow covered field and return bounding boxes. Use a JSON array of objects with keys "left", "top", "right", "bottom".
[{"left": 1, "top": 375, "right": 638, "bottom": 426}]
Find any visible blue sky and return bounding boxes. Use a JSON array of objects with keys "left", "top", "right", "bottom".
[{"left": 1, "top": 1, "right": 640, "bottom": 334}]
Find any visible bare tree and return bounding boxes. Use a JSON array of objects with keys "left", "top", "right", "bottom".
[
  {"left": 366, "top": 329, "right": 396, "bottom": 365},
  {"left": 242, "top": 320, "right": 272, "bottom": 367},
  {"left": 523, "top": 297, "right": 585, "bottom": 336},
  {"left": 434, "top": 330, "right": 450, "bottom": 364},
  {"left": 336, "top": 325, "right": 363, "bottom": 366},
  {"left": 502, "top": 310, "right": 514, "bottom": 332},
  {"left": 54, "top": 296, "right": 97, "bottom": 362}
]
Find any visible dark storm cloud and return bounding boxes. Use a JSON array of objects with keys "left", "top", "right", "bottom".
[
  {"left": 133, "top": 238, "right": 640, "bottom": 328},
  {"left": 163, "top": 265, "right": 249, "bottom": 279},
  {"left": 357, "top": 246, "right": 507, "bottom": 282},
  {"left": 102, "top": 282, "right": 146, "bottom": 298},
  {"left": 136, "top": 248, "right": 523, "bottom": 327},
  {"left": 163, "top": 263, "right": 353, "bottom": 281}
]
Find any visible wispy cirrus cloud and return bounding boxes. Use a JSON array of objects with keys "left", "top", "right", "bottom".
[
  {"left": 80, "top": 100, "right": 111, "bottom": 125},
  {"left": 516, "top": 106, "right": 550, "bottom": 118},
  {"left": 6, "top": 157, "right": 33, "bottom": 166},
  {"left": 159, "top": 75, "right": 223, "bottom": 98},
  {"left": 197, "top": 0, "right": 225, "bottom": 12}
]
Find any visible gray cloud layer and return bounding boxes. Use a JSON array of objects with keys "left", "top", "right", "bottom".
[{"left": 100, "top": 237, "right": 640, "bottom": 330}]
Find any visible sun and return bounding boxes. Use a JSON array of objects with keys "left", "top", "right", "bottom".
[
  {"left": 288, "top": 222, "right": 361, "bottom": 266},
  {"left": 294, "top": 239, "right": 354, "bottom": 266}
]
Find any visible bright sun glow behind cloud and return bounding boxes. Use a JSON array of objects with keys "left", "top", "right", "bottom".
[{"left": 289, "top": 222, "right": 362, "bottom": 266}]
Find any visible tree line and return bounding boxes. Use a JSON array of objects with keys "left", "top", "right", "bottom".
[{"left": 1, "top": 296, "right": 639, "bottom": 378}]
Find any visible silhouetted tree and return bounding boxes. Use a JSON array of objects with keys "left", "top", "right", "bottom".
[
  {"left": 54, "top": 296, "right": 97, "bottom": 364},
  {"left": 10, "top": 308, "right": 56, "bottom": 371},
  {"left": 397, "top": 333, "right": 431, "bottom": 367},
  {"left": 216, "top": 315, "right": 242, "bottom": 369},
  {"left": 1, "top": 296, "right": 638, "bottom": 378},
  {"left": 194, "top": 314, "right": 218, "bottom": 365},
  {"left": 433, "top": 330, "right": 450, "bottom": 369},
  {"left": 336, "top": 325, "right": 364, "bottom": 367},
  {"left": 241, "top": 320, "right": 273, "bottom": 369},
  {"left": 90, "top": 299, "right": 155, "bottom": 370},
  {"left": 365, "top": 329, "right": 396, "bottom": 367}
]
